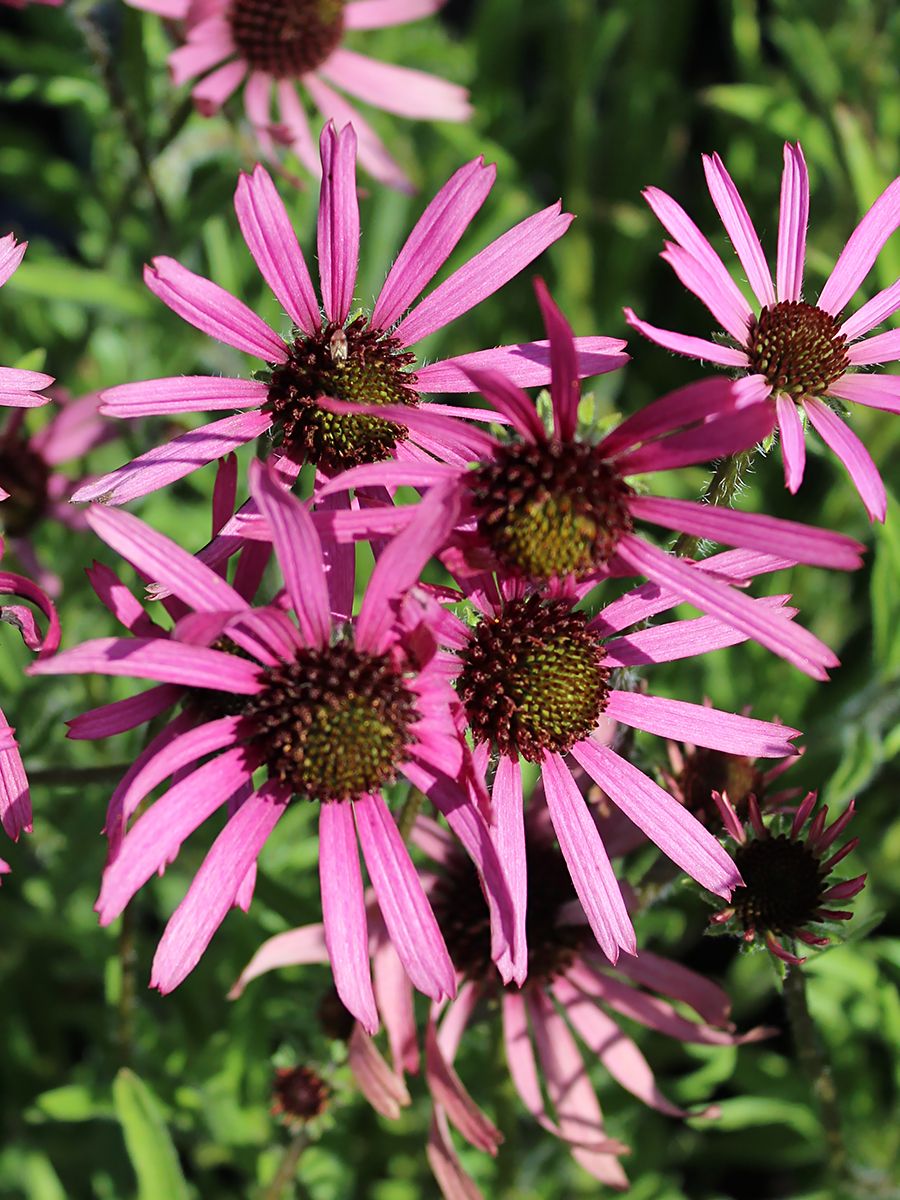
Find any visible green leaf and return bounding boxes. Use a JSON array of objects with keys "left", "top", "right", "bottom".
[
  {"left": 113, "top": 1069, "right": 190, "bottom": 1200},
  {"left": 871, "top": 489, "right": 900, "bottom": 671},
  {"left": 6, "top": 261, "right": 152, "bottom": 316},
  {"left": 28, "top": 1084, "right": 114, "bottom": 1123},
  {"left": 694, "top": 1095, "right": 822, "bottom": 1141}
]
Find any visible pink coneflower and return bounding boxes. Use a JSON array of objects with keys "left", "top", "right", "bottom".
[
  {"left": 0, "top": 391, "right": 112, "bottom": 594},
  {"left": 627, "top": 143, "right": 900, "bottom": 520},
  {"left": 1, "top": 236, "right": 53, "bottom": 409},
  {"left": 78, "top": 123, "right": 625, "bottom": 509},
  {"left": 315, "top": 277, "right": 863, "bottom": 679},
  {"left": 32, "top": 462, "right": 511, "bottom": 1028},
  {"left": 129, "top": 0, "right": 470, "bottom": 191},
  {"left": 711, "top": 790, "right": 866, "bottom": 964},
  {"left": 0, "top": 536, "right": 60, "bottom": 875},
  {"left": 233, "top": 813, "right": 771, "bottom": 1194},
  {"left": 0, "top": 0, "right": 62, "bottom": 8}
]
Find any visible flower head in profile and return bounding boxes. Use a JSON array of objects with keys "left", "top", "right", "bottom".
[
  {"left": 1, "top": 236, "right": 53, "bottom": 410},
  {"left": 627, "top": 142, "right": 900, "bottom": 520},
  {"left": 0, "top": 536, "right": 60, "bottom": 876},
  {"left": 129, "top": 0, "right": 470, "bottom": 190},
  {"left": 317, "top": 277, "right": 863, "bottom": 679},
  {"left": 0, "top": 391, "right": 113, "bottom": 594},
  {"left": 710, "top": 790, "right": 866, "bottom": 963},
  {"left": 81, "top": 123, "right": 624, "bottom": 511},
  {"left": 33, "top": 464, "right": 511, "bottom": 1029}
]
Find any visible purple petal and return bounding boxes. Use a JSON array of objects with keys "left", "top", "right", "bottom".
[
  {"left": 316, "top": 394, "right": 499, "bottom": 460},
  {"left": 229, "top": 923, "right": 328, "bottom": 998},
  {"left": 605, "top": 691, "right": 798, "bottom": 757},
  {"left": 775, "top": 392, "right": 807, "bottom": 493},
  {"left": 491, "top": 756, "right": 528, "bottom": 985},
  {"left": 66, "top": 684, "right": 181, "bottom": 740},
  {"left": 571, "top": 737, "right": 741, "bottom": 898},
  {"left": 355, "top": 791, "right": 455, "bottom": 1001},
  {"left": 616, "top": 402, "right": 774, "bottom": 476},
  {"left": 0, "top": 709, "right": 29, "bottom": 840},
  {"left": 322, "top": 49, "right": 471, "bottom": 122},
  {"left": 317, "top": 122, "right": 360, "bottom": 324},
  {"left": 804, "top": 397, "right": 887, "bottom": 522},
  {"left": 319, "top": 800, "right": 379, "bottom": 1033},
  {"left": 151, "top": 780, "right": 287, "bottom": 993},
  {"left": 100, "top": 375, "right": 268, "bottom": 418},
  {"left": 847, "top": 327, "right": 900, "bottom": 365},
  {"left": 660, "top": 242, "right": 754, "bottom": 344},
  {"left": 829, "top": 373, "right": 900, "bottom": 413},
  {"left": 598, "top": 376, "right": 747, "bottom": 460},
  {"left": 455, "top": 368, "right": 546, "bottom": 443},
  {"left": 417, "top": 336, "right": 629, "bottom": 393},
  {"left": 776, "top": 143, "right": 809, "bottom": 303},
  {"left": 30, "top": 637, "right": 264, "bottom": 692},
  {"left": 540, "top": 752, "right": 635, "bottom": 962},
  {"left": 703, "top": 151, "right": 775, "bottom": 308},
  {"left": 533, "top": 278, "right": 580, "bottom": 441},
  {"left": 425, "top": 1012, "right": 501, "bottom": 1152},
  {"left": 344, "top": 0, "right": 443, "bottom": 29},
  {"left": 840, "top": 278, "right": 900, "bottom": 340},
  {"left": 624, "top": 308, "right": 749, "bottom": 367},
  {"left": 144, "top": 257, "right": 287, "bottom": 362},
  {"left": 819, "top": 176, "right": 900, "bottom": 315},
  {"left": 0, "top": 233, "right": 27, "bottom": 288},
  {"left": 395, "top": 202, "right": 573, "bottom": 347},
  {"left": 249, "top": 460, "right": 331, "bottom": 647}
]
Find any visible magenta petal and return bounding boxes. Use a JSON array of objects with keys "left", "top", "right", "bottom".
[
  {"left": 819, "top": 176, "right": 900, "bottom": 315},
  {"left": 151, "top": 780, "right": 287, "bottom": 993},
  {"left": 840, "top": 278, "right": 900, "bottom": 340},
  {"left": 315, "top": 459, "right": 461, "bottom": 498},
  {"left": 235, "top": 164, "right": 321, "bottom": 335},
  {"left": 306, "top": 76, "right": 412, "bottom": 194},
  {"left": 491, "top": 756, "right": 528, "bottom": 985},
  {"left": 144, "top": 256, "right": 287, "bottom": 362},
  {"left": 249, "top": 460, "right": 331, "bottom": 647},
  {"left": 0, "top": 234, "right": 27, "bottom": 288},
  {"left": 396, "top": 202, "right": 573, "bottom": 347},
  {"left": 72, "top": 411, "right": 273, "bottom": 505},
  {"left": 97, "top": 744, "right": 258, "bottom": 923},
  {"left": 317, "top": 394, "right": 499, "bottom": 460},
  {"left": 804, "top": 397, "right": 887, "bottom": 522},
  {"left": 321, "top": 49, "right": 471, "bottom": 121},
  {"left": 660, "top": 242, "right": 754, "bottom": 345},
  {"left": 374, "top": 937, "right": 419, "bottom": 1074},
  {"left": 571, "top": 737, "right": 741, "bottom": 898},
  {"left": 87, "top": 507, "right": 249, "bottom": 614},
  {"left": 349, "top": 1025, "right": 411, "bottom": 1119},
  {"left": 605, "top": 691, "right": 798, "bottom": 757},
  {"left": 100, "top": 375, "right": 268, "bottom": 418},
  {"left": 427, "top": 1110, "right": 483, "bottom": 1200},
  {"left": 501, "top": 992, "right": 567, "bottom": 1142},
  {"left": 776, "top": 143, "right": 809, "bottom": 303},
  {"left": 229, "top": 923, "right": 328, "bottom": 998},
  {"left": 598, "top": 376, "right": 745, "bottom": 460},
  {"left": 541, "top": 752, "right": 635, "bottom": 962},
  {"left": 344, "top": 0, "right": 443, "bottom": 29},
  {"left": 533, "top": 278, "right": 580, "bottom": 441},
  {"left": 624, "top": 308, "right": 749, "bottom": 367},
  {"left": 703, "top": 151, "right": 775, "bottom": 308},
  {"left": 616, "top": 402, "right": 774, "bottom": 476},
  {"left": 67, "top": 684, "right": 181, "bottom": 740},
  {"left": 0, "top": 710, "right": 29, "bottom": 839},
  {"left": 30, "top": 637, "right": 264, "bottom": 692},
  {"left": 425, "top": 1012, "right": 501, "bottom": 1152},
  {"left": 847, "top": 327, "right": 900, "bottom": 365},
  {"left": 457, "top": 368, "right": 546, "bottom": 443},
  {"left": 828, "top": 373, "right": 900, "bottom": 413},
  {"left": 417, "top": 337, "right": 628, "bottom": 393},
  {"left": 775, "top": 393, "right": 806, "bottom": 493},
  {"left": 317, "top": 122, "right": 360, "bottom": 324},
  {"left": 615, "top": 951, "right": 734, "bottom": 1026},
  {"left": 319, "top": 800, "right": 379, "bottom": 1034},
  {"left": 355, "top": 791, "right": 455, "bottom": 1001}
]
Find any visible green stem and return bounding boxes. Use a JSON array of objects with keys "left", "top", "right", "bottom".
[
  {"left": 263, "top": 1131, "right": 310, "bottom": 1200},
  {"left": 673, "top": 450, "right": 754, "bottom": 558},
  {"left": 782, "top": 961, "right": 847, "bottom": 1183},
  {"left": 116, "top": 902, "right": 137, "bottom": 1067},
  {"left": 28, "top": 764, "right": 135, "bottom": 787},
  {"left": 397, "top": 788, "right": 424, "bottom": 842}
]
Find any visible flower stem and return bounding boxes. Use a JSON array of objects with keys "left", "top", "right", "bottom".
[
  {"left": 263, "top": 1131, "right": 311, "bottom": 1200},
  {"left": 782, "top": 961, "right": 848, "bottom": 1183},
  {"left": 673, "top": 449, "right": 754, "bottom": 558},
  {"left": 116, "top": 901, "right": 137, "bottom": 1067},
  {"left": 397, "top": 787, "right": 424, "bottom": 842}
]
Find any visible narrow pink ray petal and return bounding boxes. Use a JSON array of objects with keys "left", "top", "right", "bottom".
[
  {"left": 374, "top": 938, "right": 419, "bottom": 1074},
  {"left": 703, "top": 152, "right": 775, "bottom": 308},
  {"left": 355, "top": 791, "right": 455, "bottom": 1001},
  {"left": 819, "top": 176, "right": 900, "bottom": 315},
  {"left": 235, "top": 165, "right": 321, "bottom": 335},
  {"left": 317, "top": 122, "right": 360, "bottom": 324},
  {"left": 829, "top": 373, "right": 900, "bottom": 412},
  {"left": 349, "top": 1026, "right": 411, "bottom": 1118},
  {"left": 66, "top": 685, "right": 181, "bottom": 740},
  {"left": 605, "top": 692, "right": 798, "bottom": 757},
  {"left": 426, "top": 1013, "right": 501, "bottom": 1152},
  {"left": 847, "top": 327, "right": 900, "bottom": 365},
  {"left": 624, "top": 308, "right": 749, "bottom": 366},
  {"left": 0, "top": 234, "right": 27, "bottom": 288},
  {"left": 0, "top": 368, "right": 55, "bottom": 394},
  {"left": 492, "top": 755, "right": 528, "bottom": 985},
  {"left": 315, "top": 459, "right": 460, "bottom": 498},
  {"left": 541, "top": 752, "right": 635, "bottom": 961},
  {"left": 616, "top": 533, "right": 839, "bottom": 679},
  {"left": 275, "top": 79, "right": 319, "bottom": 176},
  {"left": 249, "top": 460, "right": 331, "bottom": 647},
  {"left": 0, "top": 711, "right": 29, "bottom": 839},
  {"left": 192, "top": 58, "right": 246, "bottom": 116},
  {"left": 372, "top": 157, "right": 495, "bottom": 329},
  {"left": 168, "top": 17, "right": 233, "bottom": 85},
  {"left": 642, "top": 186, "right": 754, "bottom": 326},
  {"left": 321, "top": 49, "right": 471, "bottom": 121},
  {"left": 532, "top": 278, "right": 580, "bottom": 441},
  {"left": 0, "top": 391, "right": 53, "bottom": 408},
  {"left": 212, "top": 454, "right": 238, "bottom": 543},
  {"left": 29, "top": 637, "right": 264, "bottom": 692},
  {"left": 317, "top": 395, "right": 499, "bottom": 460},
  {"left": 319, "top": 800, "right": 379, "bottom": 1033},
  {"left": 599, "top": 375, "right": 744, "bottom": 460},
  {"left": 572, "top": 738, "right": 741, "bottom": 897},
  {"left": 32, "top": 390, "right": 109, "bottom": 466},
  {"left": 804, "top": 397, "right": 887, "bottom": 522},
  {"left": 614, "top": 951, "right": 733, "bottom": 1026},
  {"left": 151, "top": 780, "right": 287, "bottom": 993},
  {"left": 776, "top": 143, "right": 809, "bottom": 303},
  {"left": 555, "top": 975, "right": 693, "bottom": 1117},
  {"left": 419, "top": 336, "right": 628, "bottom": 393},
  {"left": 86, "top": 507, "right": 249, "bottom": 613},
  {"left": 629, "top": 496, "right": 863, "bottom": 570},
  {"left": 97, "top": 744, "right": 258, "bottom": 923},
  {"left": 427, "top": 1110, "right": 483, "bottom": 1200},
  {"left": 229, "top": 923, "right": 328, "bottom": 998},
  {"left": 502, "top": 993, "right": 572, "bottom": 1143},
  {"left": 305, "top": 76, "right": 412, "bottom": 194},
  {"left": 356, "top": 484, "right": 460, "bottom": 655},
  {"left": 71, "top": 410, "right": 273, "bottom": 505},
  {"left": 617, "top": 402, "right": 774, "bottom": 476},
  {"left": 661, "top": 243, "right": 754, "bottom": 344},
  {"left": 455, "top": 367, "right": 546, "bottom": 443},
  {"left": 144, "top": 257, "right": 287, "bottom": 361},
  {"left": 396, "top": 202, "right": 573, "bottom": 347},
  {"left": 775, "top": 392, "right": 806, "bottom": 493},
  {"left": 0, "top": 569, "right": 59, "bottom": 653},
  {"left": 344, "top": 0, "right": 442, "bottom": 28},
  {"left": 316, "top": 486, "right": 356, "bottom": 623},
  {"left": 840, "top": 277, "right": 900, "bottom": 340}
]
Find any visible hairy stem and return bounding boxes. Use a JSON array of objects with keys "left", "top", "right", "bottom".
[
  {"left": 116, "top": 902, "right": 137, "bottom": 1066},
  {"left": 397, "top": 788, "right": 424, "bottom": 842},
  {"left": 673, "top": 449, "right": 754, "bottom": 557},
  {"left": 263, "top": 1131, "right": 310, "bottom": 1200},
  {"left": 783, "top": 961, "right": 847, "bottom": 1182}
]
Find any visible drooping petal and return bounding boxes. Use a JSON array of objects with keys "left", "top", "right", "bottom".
[
  {"left": 66, "top": 685, "right": 182, "bottom": 740},
  {"left": 0, "top": 711, "right": 29, "bottom": 840},
  {"left": 319, "top": 800, "right": 379, "bottom": 1033},
  {"left": 624, "top": 308, "right": 749, "bottom": 367},
  {"left": 234, "top": 165, "right": 321, "bottom": 335},
  {"left": 604, "top": 691, "right": 798, "bottom": 757},
  {"left": 703, "top": 152, "right": 776, "bottom": 308},
  {"left": 317, "top": 121, "right": 360, "bottom": 324},
  {"left": 804, "top": 397, "right": 887, "bottom": 522},
  {"left": 541, "top": 752, "right": 635, "bottom": 962},
  {"left": 818, "top": 176, "right": 900, "bottom": 315},
  {"left": 29, "top": 637, "right": 264, "bottom": 692},
  {"left": 151, "top": 780, "right": 287, "bottom": 993},
  {"left": 192, "top": 59, "right": 247, "bottom": 116},
  {"left": 775, "top": 392, "right": 806, "bottom": 493},
  {"left": 572, "top": 737, "right": 741, "bottom": 898},
  {"left": 229, "top": 923, "right": 329, "bottom": 998},
  {"left": 349, "top": 1025, "right": 411, "bottom": 1119},
  {"left": 305, "top": 75, "right": 412, "bottom": 194},
  {"left": 144, "top": 257, "right": 287, "bottom": 362},
  {"left": 427, "top": 1109, "right": 484, "bottom": 1200},
  {"left": 491, "top": 755, "right": 528, "bottom": 985}
]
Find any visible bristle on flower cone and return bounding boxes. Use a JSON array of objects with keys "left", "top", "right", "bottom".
[
  {"left": 746, "top": 301, "right": 849, "bottom": 400},
  {"left": 229, "top": 0, "right": 345, "bottom": 78}
]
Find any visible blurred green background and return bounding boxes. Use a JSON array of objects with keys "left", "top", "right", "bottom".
[{"left": 1, "top": 0, "right": 899, "bottom": 1196}]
